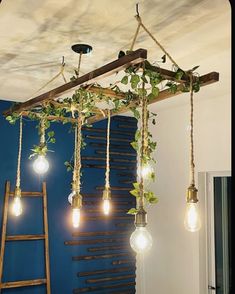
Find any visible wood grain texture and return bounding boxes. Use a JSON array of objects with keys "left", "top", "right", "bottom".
[
  {"left": 73, "top": 281, "right": 135, "bottom": 293},
  {"left": 78, "top": 266, "right": 135, "bottom": 277}
]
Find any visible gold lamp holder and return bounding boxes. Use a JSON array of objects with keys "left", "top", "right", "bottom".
[
  {"left": 14, "top": 186, "right": 21, "bottom": 198},
  {"left": 72, "top": 192, "right": 82, "bottom": 209},
  {"left": 102, "top": 186, "right": 111, "bottom": 201},
  {"left": 186, "top": 184, "right": 198, "bottom": 203},
  {"left": 135, "top": 206, "right": 147, "bottom": 227}
]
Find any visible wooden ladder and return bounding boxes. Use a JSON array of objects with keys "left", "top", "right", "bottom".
[{"left": 0, "top": 181, "right": 51, "bottom": 293}]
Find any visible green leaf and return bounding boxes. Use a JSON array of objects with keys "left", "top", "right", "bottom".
[
  {"left": 121, "top": 75, "right": 128, "bottom": 85},
  {"left": 47, "top": 131, "right": 55, "bottom": 138},
  {"left": 152, "top": 87, "right": 159, "bottom": 97},
  {"left": 127, "top": 208, "right": 138, "bottom": 215},
  {"left": 175, "top": 69, "right": 184, "bottom": 80},
  {"left": 135, "top": 130, "right": 141, "bottom": 141},
  {"left": 133, "top": 182, "right": 140, "bottom": 189},
  {"left": 130, "top": 189, "right": 139, "bottom": 197},
  {"left": 49, "top": 138, "right": 56, "bottom": 143},
  {"left": 130, "top": 141, "right": 138, "bottom": 151},
  {"left": 130, "top": 74, "right": 140, "bottom": 89}
]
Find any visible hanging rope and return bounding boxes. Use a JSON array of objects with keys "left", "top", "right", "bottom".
[
  {"left": 40, "top": 118, "right": 46, "bottom": 146},
  {"left": 139, "top": 68, "right": 148, "bottom": 208},
  {"left": 72, "top": 124, "right": 78, "bottom": 186},
  {"left": 30, "top": 58, "right": 67, "bottom": 97},
  {"left": 130, "top": 21, "right": 141, "bottom": 51},
  {"left": 105, "top": 109, "right": 111, "bottom": 189},
  {"left": 189, "top": 73, "right": 195, "bottom": 186},
  {"left": 75, "top": 116, "right": 83, "bottom": 193},
  {"left": 16, "top": 116, "right": 23, "bottom": 188}
]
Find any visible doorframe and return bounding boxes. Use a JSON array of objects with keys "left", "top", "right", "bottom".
[{"left": 198, "top": 171, "right": 231, "bottom": 294}]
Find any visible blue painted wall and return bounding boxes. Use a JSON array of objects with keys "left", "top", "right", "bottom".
[{"left": 0, "top": 101, "right": 137, "bottom": 293}]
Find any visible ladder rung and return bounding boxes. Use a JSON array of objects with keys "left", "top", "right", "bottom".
[
  {"left": 6, "top": 234, "right": 45, "bottom": 241},
  {"left": 9, "top": 191, "right": 43, "bottom": 197},
  {"left": 0, "top": 278, "right": 47, "bottom": 288}
]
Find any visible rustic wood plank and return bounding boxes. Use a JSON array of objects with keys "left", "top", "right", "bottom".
[
  {"left": 85, "top": 135, "right": 131, "bottom": 143},
  {"left": 82, "top": 164, "right": 134, "bottom": 170},
  {"left": 96, "top": 186, "right": 131, "bottom": 191},
  {"left": 73, "top": 252, "right": 131, "bottom": 261},
  {"left": 82, "top": 156, "right": 136, "bottom": 163},
  {"left": 73, "top": 281, "right": 135, "bottom": 293},
  {"left": 9, "top": 191, "right": 43, "bottom": 197},
  {"left": 85, "top": 216, "right": 133, "bottom": 221},
  {"left": 112, "top": 260, "right": 135, "bottom": 265},
  {"left": 42, "top": 182, "right": 51, "bottom": 294},
  {"left": 72, "top": 230, "right": 129, "bottom": 237},
  {"left": 6, "top": 234, "right": 45, "bottom": 241},
  {"left": 83, "top": 200, "right": 134, "bottom": 206},
  {"left": 0, "top": 279, "right": 47, "bottom": 289},
  {"left": 0, "top": 181, "right": 11, "bottom": 287},
  {"left": 64, "top": 238, "right": 128, "bottom": 246},
  {"left": 3, "top": 49, "right": 147, "bottom": 115},
  {"left": 96, "top": 150, "right": 136, "bottom": 157},
  {"left": 86, "top": 274, "right": 135, "bottom": 284},
  {"left": 82, "top": 126, "right": 134, "bottom": 136},
  {"left": 87, "top": 245, "right": 129, "bottom": 252},
  {"left": 78, "top": 266, "right": 135, "bottom": 277}
]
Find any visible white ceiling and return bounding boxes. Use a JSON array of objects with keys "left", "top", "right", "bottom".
[{"left": 0, "top": 0, "right": 231, "bottom": 106}]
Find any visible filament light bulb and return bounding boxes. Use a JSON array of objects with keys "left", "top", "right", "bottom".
[
  {"left": 12, "top": 196, "right": 23, "bottom": 216},
  {"left": 184, "top": 202, "right": 201, "bottom": 232},
  {"left": 72, "top": 208, "right": 80, "bottom": 228},
  {"left": 33, "top": 155, "right": 49, "bottom": 174},
  {"left": 103, "top": 199, "right": 111, "bottom": 215},
  {"left": 130, "top": 227, "right": 153, "bottom": 254}
]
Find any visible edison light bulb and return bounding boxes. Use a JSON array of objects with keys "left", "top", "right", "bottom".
[
  {"left": 72, "top": 208, "right": 80, "bottom": 228},
  {"left": 184, "top": 202, "right": 201, "bottom": 232},
  {"left": 103, "top": 199, "right": 111, "bottom": 215},
  {"left": 33, "top": 155, "right": 49, "bottom": 174},
  {"left": 130, "top": 227, "right": 153, "bottom": 254},
  {"left": 68, "top": 190, "right": 76, "bottom": 204},
  {"left": 12, "top": 197, "right": 23, "bottom": 216}
]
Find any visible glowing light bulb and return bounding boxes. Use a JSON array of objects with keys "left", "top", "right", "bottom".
[
  {"left": 137, "top": 163, "right": 154, "bottom": 181},
  {"left": 130, "top": 227, "right": 153, "bottom": 254},
  {"left": 68, "top": 190, "right": 76, "bottom": 204},
  {"left": 72, "top": 208, "right": 80, "bottom": 228},
  {"left": 184, "top": 202, "right": 201, "bottom": 232},
  {"left": 12, "top": 197, "right": 23, "bottom": 216},
  {"left": 103, "top": 199, "right": 111, "bottom": 215},
  {"left": 33, "top": 155, "right": 49, "bottom": 174}
]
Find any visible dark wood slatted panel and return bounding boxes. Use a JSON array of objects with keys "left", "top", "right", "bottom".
[{"left": 70, "top": 116, "right": 137, "bottom": 293}]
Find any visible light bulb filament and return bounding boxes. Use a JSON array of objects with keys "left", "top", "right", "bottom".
[{"left": 12, "top": 196, "right": 23, "bottom": 217}]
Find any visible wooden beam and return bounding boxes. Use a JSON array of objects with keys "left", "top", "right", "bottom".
[
  {"left": 73, "top": 282, "right": 135, "bottom": 293},
  {"left": 78, "top": 266, "right": 135, "bottom": 277},
  {"left": 86, "top": 274, "right": 135, "bottom": 284},
  {"left": 3, "top": 49, "right": 147, "bottom": 116},
  {"left": 72, "top": 230, "right": 129, "bottom": 237}
]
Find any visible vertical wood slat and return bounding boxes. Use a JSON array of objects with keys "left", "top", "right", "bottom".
[
  {"left": 42, "top": 182, "right": 51, "bottom": 294},
  {"left": 0, "top": 181, "right": 11, "bottom": 291}
]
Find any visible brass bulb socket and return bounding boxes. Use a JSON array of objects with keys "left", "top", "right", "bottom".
[
  {"left": 135, "top": 206, "right": 147, "bottom": 227},
  {"left": 186, "top": 184, "right": 198, "bottom": 203},
  {"left": 14, "top": 187, "right": 21, "bottom": 198},
  {"left": 102, "top": 187, "right": 111, "bottom": 200},
  {"left": 72, "top": 193, "right": 82, "bottom": 209}
]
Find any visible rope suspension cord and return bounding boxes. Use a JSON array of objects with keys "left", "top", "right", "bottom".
[
  {"left": 39, "top": 117, "right": 46, "bottom": 146},
  {"left": 75, "top": 116, "right": 84, "bottom": 193},
  {"left": 189, "top": 73, "right": 195, "bottom": 186},
  {"left": 130, "top": 21, "right": 141, "bottom": 51},
  {"left": 72, "top": 123, "right": 78, "bottom": 186},
  {"left": 31, "top": 58, "right": 67, "bottom": 97},
  {"left": 105, "top": 109, "right": 111, "bottom": 189},
  {"left": 16, "top": 116, "right": 23, "bottom": 188},
  {"left": 139, "top": 70, "right": 148, "bottom": 209}
]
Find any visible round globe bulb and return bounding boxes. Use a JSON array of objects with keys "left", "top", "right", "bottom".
[
  {"left": 33, "top": 155, "right": 49, "bottom": 174},
  {"left": 12, "top": 196, "right": 23, "bottom": 216},
  {"left": 72, "top": 208, "right": 80, "bottom": 228},
  {"left": 130, "top": 227, "right": 153, "bottom": 254},
  {"left": 184, "top": 202, "right": 201, "bottom": 232}
]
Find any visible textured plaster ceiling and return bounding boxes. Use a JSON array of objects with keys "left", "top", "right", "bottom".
[{"left": 0, "top": 0, "right": 231, "bottom": 106}]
